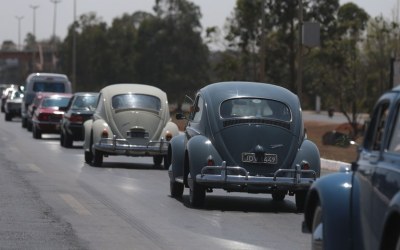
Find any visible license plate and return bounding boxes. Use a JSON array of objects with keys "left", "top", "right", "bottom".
[{"left": 241, "top": 152, "right": 278, "bottom": 164}]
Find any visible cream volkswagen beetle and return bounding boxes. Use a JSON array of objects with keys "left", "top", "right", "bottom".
[{"left": 83, "top": 83, "right": 179, "bottom": 168}]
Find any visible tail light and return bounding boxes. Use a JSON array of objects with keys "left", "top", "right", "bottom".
[
  {"left": 69, "top": 114, "right": 84, "bottom": 124},
  {"left": 207, "top": 155, "right": 214, "bottom": 166},
  {"left": 301, "top": 161, "right": 310, "bottom": 170},
  {"left": 101, "top": 128, "right": 108, "bottom": 138},
  {"left": 165, "top": 131, "right": 173, "bottom": 141}
]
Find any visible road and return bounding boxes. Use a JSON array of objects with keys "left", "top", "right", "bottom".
[{"left": 0, "top": 115, "right": 335, "bottom": 250}]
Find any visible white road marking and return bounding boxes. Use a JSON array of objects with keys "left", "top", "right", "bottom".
[
  {"left": 59, "top": 193, "right": 91, "bottom": 215},
  {"left": 27, "top": 163, "right": 43, "bottom": 173}
]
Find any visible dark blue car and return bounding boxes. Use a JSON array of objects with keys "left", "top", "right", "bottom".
[{"left": 302, "top": 86, "right": 400, "bottom": 249}]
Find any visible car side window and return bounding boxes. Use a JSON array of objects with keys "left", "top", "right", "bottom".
[
  {"left": 368, "top": 102, "right": 390, "bottom": 151},
  {"left": 388, "top": 104, "right": 400, "bottom": 153},
  {"left": 190, "top": 96, "right": 203, "bottom": 123}
]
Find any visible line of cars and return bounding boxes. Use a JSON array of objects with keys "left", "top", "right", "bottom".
[{"left": 4, "top": 72, "right": 399, "bottom": 248}]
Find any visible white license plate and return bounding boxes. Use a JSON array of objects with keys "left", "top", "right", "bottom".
[{"left": 241, "top": 152, "right": 278, "bottom": 164}]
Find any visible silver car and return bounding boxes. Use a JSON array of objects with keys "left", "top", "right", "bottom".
[
  {"left": 168, "top": 81, "right": 321, "bottom": 210},
  {"left": 83, "top": 83, "right": 179, "bottom": 168}
]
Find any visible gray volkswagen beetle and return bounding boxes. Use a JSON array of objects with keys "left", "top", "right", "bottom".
[
  {"left": 168, "top": 81, "right": 320, "bottom": 210},
  {"left": 83, "top": 83, "right": 179, "bottom": 167}
]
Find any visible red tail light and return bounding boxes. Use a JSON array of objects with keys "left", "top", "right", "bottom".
[
  {"left": 301, "top": 161, "right": 310, "bottom": 170},
  {"left": 101, "top": 129, "right": 108, "bottom": 138},
  {"left": 207, "top": 155, "right": 214, "bottom": 166},
  {"left": 69, "top": 114, "right": 84, "bottom": 123},
  {"left": 165, "top": 131, "right": 173, "bottom": 141}
]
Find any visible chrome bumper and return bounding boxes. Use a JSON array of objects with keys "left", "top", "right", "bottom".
[
  {"left": 196, "top": 161, "right": 317, "bottom": 190},
  {"left": 94, "top": 137, "right": 168, "bottom": 156}
]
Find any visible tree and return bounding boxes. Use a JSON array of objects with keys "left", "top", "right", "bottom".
[{"left": 135, "top": 0, "right": 209, "bottom": 103}]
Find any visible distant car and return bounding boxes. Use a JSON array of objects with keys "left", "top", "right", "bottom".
[
  {"left": 1, "top": 85, "right": 17, "bottom": 113},
  {"left": 4, "top": 89, "right": 23, "bottom": 121},
  {"left": 168, "top": 81, "right": 320, "bottom": 209},
  {"left": 302, "top": 86, "right": 400, "bottom": 249},
  {"left": 31, "top": 93, "right": 73, "bottom": 139},
  {"left": 60, "top": 92, "right": 99, "bottom": 148},
  {"left": 83, "top": 83, "right": 179, "bottom": 167},
  {"left": 21, "top": 73, "right": 72, "bottom": 128}
]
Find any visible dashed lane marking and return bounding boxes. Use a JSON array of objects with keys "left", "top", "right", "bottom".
[{"left": 59, "top": 193, "right": 91, "bottom": 215}]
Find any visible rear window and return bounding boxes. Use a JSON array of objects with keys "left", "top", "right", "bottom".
[
  {"left": 33, "top": 82, "right": 66, "bottom": 92},
  {"left": 72, "top": 95, "right": 98, "bottom": 110},
  {"left": 112, "top": 94, "right": 161, "bottom": 112},
  {"left": 41, "top": 97, "right": 70, "bottom": 108},
  {"left": 220, "top": 98, "right": 291, "bottom": 122}
]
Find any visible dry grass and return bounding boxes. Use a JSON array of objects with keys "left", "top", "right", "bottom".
[{"left": 172, "top": 116, "right": 359, "bottom": 164}]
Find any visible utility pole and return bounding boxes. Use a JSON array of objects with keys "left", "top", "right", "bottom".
[
  {"left": 72, "top": 0, "right": 77, "bottom": 91},
  {"left": 297, "top": 0, "right": 304, "bottom": 104},
  {"left": 29, "top": 5, "right": 39, "bottom": 38},
  {"left": 15, "top": 16, "right": 24, "bottom": 51},
  {"left": 259, "top": 0, "right": 266, "bottom": 83},
  {"left": 50, "top": 0, "right": 61, "bottom": 40}
]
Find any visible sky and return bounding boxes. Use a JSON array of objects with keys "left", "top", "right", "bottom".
[{"left": 0, "top": 0, "right": 399, "bottom": 46}]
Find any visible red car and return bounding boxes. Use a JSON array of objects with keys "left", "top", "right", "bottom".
[{"left": 31, "top": 93, "right": 72, "bottom": 139}]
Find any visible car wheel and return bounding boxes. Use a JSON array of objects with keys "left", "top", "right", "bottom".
[
  {"left": 272, "top": 190, "right": 286, "bottom": 201},
  {"left": 32, "top": 126, "right": 42, "bottom": 139},
  {"left": 188, "top": 173, "right": 206, "bottom": 207},
  {"left": 296, "top": 190, "right": 307, "bottom": 212},
  {"left": 64, "top": 132, "right": 73, "bottom": 148},
  {"left": 153, "top": 155, "right": 163, "bottom": 166},
  {"left": 92, "top": 149, "right": 103, "bottom": 167},
  {"left": 60, "top": 132, "right": 65, "bottom": 147},
  {"left": 311, "top": 204, "right": 323, "bottom": 250},
  {"left": 21, "top": 117, "right": 27, "bottom": 128},
  {"left": 5, "top": 113, "right": 11, "bottom": 121},
  {"left": 170, "top": 181, "right": 184, "bottom": 198},
  {"left": 85, "top": 150, "right": 93, "bottom": 164},
  {"left": 27, "top": 121, "right": 32, "bottom": 132},
  {"left": 163, "top": 155, "right": 170, "bottom": 170}
]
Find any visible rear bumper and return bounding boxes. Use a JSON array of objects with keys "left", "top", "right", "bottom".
[
  {"left": 34, "top": 121, "right": 61, "bottom": 133},
  {"left": 196, "top": 161, "right": 317, "bottom": 191},
  {"left": 94, "top": 137, "right": 169, "bottom": 156}
]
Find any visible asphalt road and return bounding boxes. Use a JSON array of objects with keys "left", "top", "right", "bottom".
[{"left": 0, "top": 114, "right": 336, "bottom": 250}]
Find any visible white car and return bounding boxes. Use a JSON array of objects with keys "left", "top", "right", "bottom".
[{"left": 83, "top": 83, "right": 179, "bottom": 168}]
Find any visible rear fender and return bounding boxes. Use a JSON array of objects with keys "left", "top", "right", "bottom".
[
  {"left": 92, "top": 119, "right": 113, "bottom": 148},
  {"left": 304, "top": 172, "right": 353, "bottom": 250},
  {"left": 168, "top": 134, "right": 185, "bottom": 181},
  {"left": 162, "top": 121, "right": 180, "bottom": 139},
  {"left": 83, "top": 120, "right": 93, "bottom": 152},
  {"left": 292, "top": 139, "right": 321, "bottom": 176},
  {"left": 186, "top": 135, "right": 222, "bottom": 177}
]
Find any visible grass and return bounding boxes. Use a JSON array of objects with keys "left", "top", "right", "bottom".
[{"left": 172, "top": 116, "right": 360, "bottom": 164}]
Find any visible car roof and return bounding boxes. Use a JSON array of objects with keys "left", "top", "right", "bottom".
[{"left": 100, "top": 83, "right": 167, "bottom": 100}]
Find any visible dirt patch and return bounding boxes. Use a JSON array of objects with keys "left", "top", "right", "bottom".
[{"left": 305, "top": 121, "right": 360, "bottom": 164}]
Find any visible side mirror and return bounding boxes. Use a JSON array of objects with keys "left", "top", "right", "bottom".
[{"left": 175, "top": 113, "right": 186, "bottom": 120}]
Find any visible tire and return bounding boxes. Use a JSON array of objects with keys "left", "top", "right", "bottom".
[
  {"left": 272, "top": 190, "right": 286, "bottom": 201},
  {"left": 84, "top": 150, "right": 93, "bottom": 164},
  {"left": 163, "top": 155, "right": 170, "bottom": 170},
  {"left": 22, "top": 117, "right": 27, "bottom": 128},
  {"left": 27, "top": 121, "right": 32, "bottom": 132},
  {"left": 188, "top": 173, "right": 206, "bottom": 207},
  {"left": 153, "top": 155, "right": 163, "bottom": 166},
  {"left": 170, "top": 181, "right": 184, "bottom": 198},
  {"left": 32, "top": 126, "right": 42, "bottom": 139},
  {"left": 92, "top": 148, "right": 103, "bottom": 167},
  {"left": 60, "top": 132, "right": 65, "bottom": 147},
  {"left": 296, "top": 190, "right": 307, "bottom": 212},
  {"left": 311, "top": 204, "right": 323, "bottom": 250},
  {"left": 63, "top": 132, "right": 73, "bottom": 148},
  {"left": 5, "top": 113, "right": 11, "bottom": 121}
]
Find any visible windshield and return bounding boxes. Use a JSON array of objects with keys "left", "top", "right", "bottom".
[
  {"left": 112, "top": 94, "right": 161, "bottom": 112},
  {"left": 220, "top": 98, "right": 291, "bottom": 122},
  {"left": 33, "top": 82, "right": 66, "bottom": 92},
  {"left": 41, "top": 97, "right": 71, "bottom": 108},
  {"left": 72, "top": 95, "right": 98, "bottom": 110}
]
